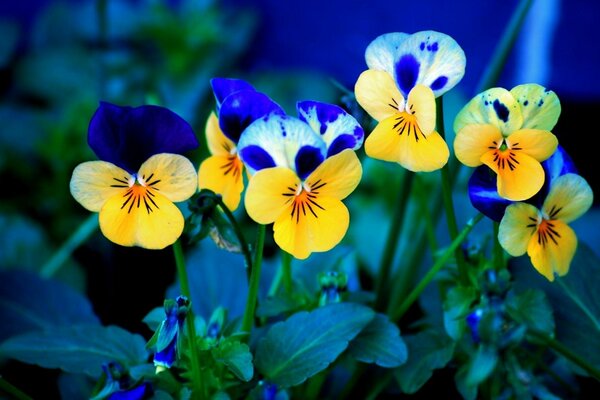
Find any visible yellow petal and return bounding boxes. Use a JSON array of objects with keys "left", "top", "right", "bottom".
[
  {"left": 355, "top": 70, "right": 404, "bottom": 122},
  {"left": 407, "top": 84, "right": 435, "bottom": 135},
  {"left": 498, "top": 202, "right": 539, "bottom": 256},
  {"left": 70, "top": 161, "right": 132, "bottom": 212},
  {"left": 244, "top": 167, "right": 300, "bottom": 225},
  {"left": 397, "top": 129, "right": 449, "bottom": 172},
  {"left": 305, "top": 149, "right": 362, "bottom": 200},
  {"left": 543, "top": 174, "right": 594, "bottom": 223},
  {"left": 198, "top": 155, "right": 244, "bottom": 211},
  {"left": 206, "top": 112, "right": 236, "bottom": 156},
  {"left": 482, "top": 150, "right": 545, "bottom": 201},
  {"left": 453, "top": 88, "right": 523, "bottom": 136},
  {"left": 510, "top": 84, "right": 561, "bottom": 130},
  {"left": 507, "top": 129, "right": 557, "bottom": 161},
  {"left": 273, "top": 196, "right": 349, "bottom": 260},
  {"left": 99, "top": 188, "right": 184, "bottom": 249},
  {"left": 138, "top": 154, "right": 198, "bottom": 202},
  {"left": 527, "top": 220, "right": 577, "bottom": 281},
  {"left": 364, "top": 115, "right": 403, "bottom": 163},
  {"left": 453, "top": 124, "right": 503, "bottom": 167}
]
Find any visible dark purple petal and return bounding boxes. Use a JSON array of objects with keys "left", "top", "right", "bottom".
[
  {"left": 108, "top": 383, "right": 153, "bottom": 400},
  {"left": 153, "top": 335, "right": 177, "bottom": 368},
  {"left": 327, "top": 134, "right": 357, "bottom": 157},
  {"left": 295, "top": 145, "right": 325, "bottom": 180},
  {"left": 468, "top": 166, "right": 513, "bottom": 222},
  {"left": 210, "top": 78, "right": 255, "bottom": 110},
  {"left": 239, "top": 145, "right": 276, "bottom": 171},
  {"left": 219, "top": 91, "right": 285, "bottom": 143},
  {"left": 88, "top": 102, "right": 199, "bottom": 173},
  {"left": 395, "top": 54, "right": 420, "bottom": 96}
]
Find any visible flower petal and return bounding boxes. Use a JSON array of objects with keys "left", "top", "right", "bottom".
[
  {"left": 305, "top": 149, "right": 362, "bottom": 200},
  {"left": 205, "top": 112, "right": 236, "bottom": 156},
  {"left": 482, "top": 151, "right": 545, "bottom": 201},
  {"left": 498, "top": 202, "right": 539, "bottom": 256},
  {"left": 508, "top": 129, "right": 557, "bottom": 161},
  {"left": 397, "top": 129, "right": 449, "bottom": 172},
  {"left": 453, "top": 88, "right": 523, "bottom": 136},
  {"left": 210, "top": 77, "right": 255, "bottom": 111},
  {"left": 88, "top": 102, "right": 198, "bottom": 173},
  {"left": 542, "top": 174, "right": 593, "bottom": 223},
  {"left": 99, "top": 190, "right": 185, "bottom": 249},
  {"left": 70, "top": 161, "right": 131, "bottom": 212},
  {"left": 527, "top": 220, "right": 577, "bottom": 281},
  {"left": 138, "top": 154, "right": 198, "bottom": 202},
  {"left": 296, "top": 100, "right": 364, "bottom": 157},
  {"left": 468, "top": 165, "right": 513, "bottom": 222},
  {"left": 244, "top": 167, "right": 300, "bottom": 225},
  {"left": 273, "top": 196, "right": 349, "bottom": 260},
  {"left": 529, "top": 145, "right": 579, "bottom": 208},
  {"left": 407, "top": 84, "right": 436, "bottom": 135},
  {"left": 355, "top": 69, "right": 404, "bottom": 122},
  {"left": 219, "top": 90, "right": 285, "bottom": 143},
  {"left": 454, "top": 124, "right": 503, "bottom": 167},
  {"left": 364, "top": 115, "right": 403, "bottom": 163},
  {"left": 394, "top": 30, "right": 466, "bottom": 97},
  {"left": 510, "top": 83, "right": 561, "bottom": 130},
  {"left": 198, "top": 155, "right": 244, "bottom": 211},
  {"left": 238, "top": 115, "right": 326, "bottom": 176},
  {"left": 365, "top": 32, "right": 409, "bottom": 74}
]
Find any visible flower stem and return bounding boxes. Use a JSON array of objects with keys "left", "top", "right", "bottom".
[
  {"left": 0, "top": 377, "right": 32, "bottom": 400},
  {"left": 391, "top": 213, "right": 483, "bottom": 322},
  {"left": 41, "top": 214, "right": 99, "bottom": 278},
  {"left": 241, "top": 224, "right": 266, "bottom": 339},
  {"left": 492, "top": 221, "right": 505, "bottom": 270},
  {"left": 281, "top": 250, "right": 293, "bottom": 294},
  {"left": 173, "top": 240, "right": 204, "bottom": 399},
  {"left": 375, "top": 170, "right": 415, "bottom": 310},
  {"left": 436, "top": 96, "right": 469, "bottom": 285},
  {"left": 214, "top": 197, "right": 253, "bottom": 281}
]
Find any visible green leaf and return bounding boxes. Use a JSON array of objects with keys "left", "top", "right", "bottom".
[
  {"left": 466, "top": 345, "right": 498, "bottom": 386},
  {"left": 0, "top": 324, "right": 149, "bottom": 377},
  {"left": 254, "top": 302, "right": 375, "bottom": 387},
  {"left": 212, "top": 339, "right": 254, "bottom": 382},
  {"left": 443, "top": 285, "right": 477, "bottom": 340},
  {"left": 394, "top": 328, "right": 455, "bottom": 394},
  {"left": 505, "top": 288, "right": 555, "bottom": 334},
  {"left": 347, "top": 313, "right": 408, "bottom": 368}
]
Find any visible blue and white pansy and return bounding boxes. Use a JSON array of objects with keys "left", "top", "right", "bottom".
[
  {"left": 355, "top": 30, "right": 466, "bottom": 171},
  {"left": 238, "top": 102, "right": 364, "bottom": 259}
]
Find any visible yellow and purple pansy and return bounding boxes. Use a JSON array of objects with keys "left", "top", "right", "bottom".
[
  {"left": 354, "top": 31, "right": 466, "bottom": 171},
  {"left": 70, "top": 102, "right": 199, "bottom": 250},
  {"left": 238, "top": 101, "right": 364, "bottom": 259},
  {"left": 198, "top": 78, "right": 285, "bottom": 211},
  {"left": 454, "top": 84, "right": 560, "bottom": 201}
]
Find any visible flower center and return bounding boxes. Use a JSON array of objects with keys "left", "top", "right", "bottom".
[
  {"left": 221, "top": 155, "right": 244, "bottom": 180},
  {"left": 392, "top": 111, "right": 426, "bottom": 142},
  {"left": 490, "top": 138, "right": 522, "bottom": 171},
  {"left": 282, "top": 179, "right": 328, "bottom": 223},
  {"left": 112, "top": 173, "right": 162, "bottom": 214}
]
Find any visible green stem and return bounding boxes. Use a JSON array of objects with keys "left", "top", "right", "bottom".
[
  {"left": 436, "top": 96, "right": 468, "bottom": 284},
  {"left": 375, "top": 170, "right": 415, "bottom": 310},
  {"left": 414, "top": 175, "right": 438, "bottom": 253},
  {"left": 41, "top": 214, "right": 99, "bottom": 278},
  {"left": 214, "top": 197, "right": 253, "bottom": 280},
  {"left": 492, "top": 222, "right": 505, "bottom": 270},
  {"left": 475, "top": 0, "right": 534, "bottom": 93},
  {"left": 241, "top": 224, "right": 266, "bottom": 338},
  {"left": 173, "top": 240, "right": 204, "bottom": 399},
  {"left": 528, "top": 330, "right": 600, "bottom": 381},
  {"left": 0, "top": 377, "right": 32, "bottom": 400},
  {"left": 281, "top": 250, "right": 293, "bottom": 294},
  {"left": 391, "top": 213, "right": 483, "bottom": 322},
  {"left": 365, "top": 371, "right": 393, "bottom": 400}
]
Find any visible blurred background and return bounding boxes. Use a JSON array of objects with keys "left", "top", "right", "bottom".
[{"left": 0, "top": 0, "right": 599, "bottom": 397}]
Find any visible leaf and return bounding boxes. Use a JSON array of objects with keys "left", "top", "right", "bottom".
[
  {"left": 347, "top": 313, "right": 408, "bottom": 368},
  {"left": 394, "top": 328, "right": 455, "bottom": 394},
  {"left": 466, "top": 345, "right": 498, "bottom": 386},
  {"left": 0, "top": 270, "right": 99, "bottom": 342},
  {"left": 505, "top": 289, "right": 555, "bottom": 334},
  {"left": 0, "top": 324, "right": 149, "bottom": 378},
  {"left": 443, "top": 285, "right": 477, "bottom": 340},
  {"left": 254, "top": 302, "right": 375, "bottom": 387},
  {"left": 212, "top": 340, "right": 254, "bottom": 382}
]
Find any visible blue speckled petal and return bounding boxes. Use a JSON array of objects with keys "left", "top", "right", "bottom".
[
  {"left": 238, "top": 115, "right": 327, "bottom": 176},
  {"left": 210, "top": 78, "right": 255, "bottom": 111},
  {"left": 468, "top": 165, "right": 514, "bottom": 222},
  {"left": 219, "top": 90, "right": 285, "bottom": 144},
  {"left": 297, "top": 100, "right": 364, "bottom": 157},
  {"left": 88, "top": 102, "right": 199, "bottom": 173},
  {"left": 393, "top": 30, "right": 466, "bottom": 97},
  {"left": 239, "top": 145, "right": 276, "bottom": 171},
  {"left": 365, "top": 32, "right": 410, "bottom": 75}
]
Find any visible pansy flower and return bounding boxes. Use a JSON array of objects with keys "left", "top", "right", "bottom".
[
  {"left": 149, "top": 296, "right": 190, "bottom": 369},
  {"left": 238, "top": 102, "right": 364, "bottom": 259},
  {"left": 454, "top": 84, "right": 560, "bottom": 201},
  {"left": 498, "top": 173, "right": 593, "bottom": 281},
  {"left": 354, "top": 30, "right": 466, "bottom": 171},
  {"left": 70, "top": 102, "right": 199, "bottom": 250},
  {"left": 198, "top": 78, "right": 285, "bottom": 211}
]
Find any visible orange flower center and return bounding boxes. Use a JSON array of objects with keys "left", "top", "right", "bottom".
[
  {"left": 221, "top": 155, "right": 244, "bottom": 181},
  {"left": 489, "top": 139, "right": 523, "bottom": 171},
  {"left": 282, "top": 179, "right": 328, "bottom": 224},
  {"left": 392, "top": 111, "right": 425, "bottom": 142},
  {"left": 111, "top": 173, "right": 161, "bottom": 214}
]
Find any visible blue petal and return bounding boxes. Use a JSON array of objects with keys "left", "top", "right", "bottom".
[
  {"left": 88, "top": 102, "right": 199, "bottom": 173},
  {"left": 108, "top": 383, "right": 153, "bottom": 400},
  {"left": 239, "top": 145, "right": 276, "bottom": 171},
  {"left": 468, "top": 166, "right": 513, "bottom": 222},
  {"left": 529, "top": 145, "right": 578, "bottom": 208},
  {"left": 295, "top": 145, "right": 325, "bottom": 180},
  {"left": 296, "top": 101, "right": 364, "bottom": 156},
  {"left": 395, "top": 54, "right": 421, "bottom": 96},
  {"left": 219, "top": 90, "right": 285, "bottom": 144},
  {"left": 210, "top": 78, "right": 255, "bottom": 111},
  {"left": 238, "top": 115, "right": 327, "bottom": 176},
  {"left": 365, "top": 32, "right": 410, "bottom": 74},
  {"left": 153, "top": 335, "right": 177, "bottom": 368}
]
